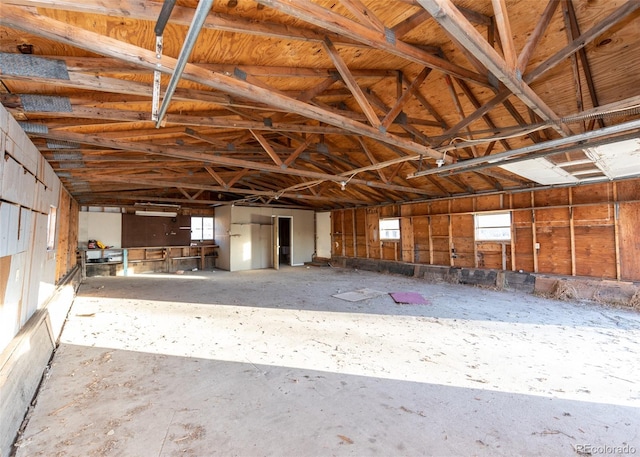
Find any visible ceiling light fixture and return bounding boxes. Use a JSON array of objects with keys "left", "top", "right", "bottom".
[{"left": 135, "top": 210, "right": 178, "bottom": 217}]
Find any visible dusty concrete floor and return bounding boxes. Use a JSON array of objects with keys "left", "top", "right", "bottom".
[{"left": 14, "top": 266, "right": 640, "bottom": 457}]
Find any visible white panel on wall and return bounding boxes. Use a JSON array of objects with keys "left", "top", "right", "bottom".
[
  {"left": 17, "top": 208, "right": 34, "bottom": 255},
  {"left": 315, "top": 212, "right": 332, "bottom": 259},
  {"left": 0, "top": 203, "right": 20, "bottom": 257},
  {"left": 1, "top": 155, "right": 36, "bottom": 208},
  {"left": 24, "top": 213, "right": 47, "bottom": 324},
  {"left": 6, "top": 108, "right": 38, "bottom": 175},
  {"left": 81, "top": 212, "right": 122, "bottom": 248}
]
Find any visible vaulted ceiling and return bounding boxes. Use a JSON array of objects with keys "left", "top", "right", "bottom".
[{"left": 1, "top": 0, "right": 639, "bottom": 210}]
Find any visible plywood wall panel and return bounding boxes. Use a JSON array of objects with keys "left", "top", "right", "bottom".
[
  {"left": 430, "top": 201, "right": 449, "bottom": 215},
  {"left": 381, "top": 242, "right": 397, "bottom": 261},
  {"left": 432, "top": 238, "right": 450, "bottom": 265},
  {"left": 535, "top": 207, "right": 570, "bottom": 226},
  {"left": 535, "top": 188, "right": 569, "bottom": 207},
  {"left": 332, "top": 210, "right": 343, "bottom": 256},
  {"left": 366, "top": 209, "right": 380, "bottom": 259},
  {"left": 400, "top": 217, "right": 414, "bottom": 263},
  {"left": 513, "top": 210, "right": 534, "bottom": 272},
  {"left": 573, "top": 205, "right": 613, "bottom": 225},
  {"left": 615, "top": 180, "right": 640, "bottom": 201},
  {"left": 619, "top": 202, "right": 640, "bottom": 281},
  {"left": 379, "top": 205, "right": 398, "bottom": 218},
  {"left": 430, "top": 215, "right": 449, "bottom": 236},
  {"left": 451, "top": 214, "right": 474, "bottom": 267},
  {"left": 413, "top": 216, "right": 430, "bottom": 264},
  {"left": 477, "top": 242, "right": 511, "bottom": 270},
  {"left": 330, "top": 178, "right": 640, "bottom": 278},
  {"left": 536, "top": 225, "right": 572, "bottom": 275},
  {"left": 572, "top": 182, "right": 612, "bottom": 205},
  {"left": 403, "top": 202, "right": 429, "bottom": 217},
  {"left": 574, "top": 226, "right": 616, "bottom": 278},
  {"left": 55, "top": 189, "right": 71, "bottom": 282},
  {"left": 476, "top": 195, "right": 503, "bottom": 211},
  {"left": 355, "top": 208, "right": 367, "bottom": 258},
  {"left": 512, "top": 192, "right": 533, "bottom": 209},
  {"left": 343, "top": 210, "right": 355, "bottom": 257},
  {"left": 451, "top": 198, "right": 473, "bottom": 213}
]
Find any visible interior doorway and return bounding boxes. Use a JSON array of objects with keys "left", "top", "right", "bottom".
[{"left": 278, "top": 216, "right": 292, "bottom": 266}]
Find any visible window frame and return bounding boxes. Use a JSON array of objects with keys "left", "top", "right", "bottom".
[
  {"left": 191, "top": 216, "right": 214, "bottom": 241},
  {"left": 474, "top": 212, "right": 512, "bottom": 242},
  {"left": 379, "top": 217, "right": 401, "bottom": 241}
]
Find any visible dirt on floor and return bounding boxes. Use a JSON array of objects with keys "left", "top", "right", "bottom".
[{"left": 13, "top": 266, "right": 640, "bottom": 457}]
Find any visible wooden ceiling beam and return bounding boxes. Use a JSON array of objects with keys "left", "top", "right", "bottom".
[
  {"left": 490, "top": 0, "right": 517, "bottom": 70},
  {"left": 338, "top": 0, "right": 385, "bottom": 32},
  {"left": 3, "top": 0, "right": 362, "bottom": 47},
  {"left": 417, "top": 0, "right": 571, "bottom": 137},
  {"left": 204, "top": 166, "right": 229, "bottom": 188},
  {"left": 283, "top": 135, "right": 317, "bottom": 168},
  {"left": 323, "top": 38, "right": 381, "bottom": 129},
  {"left": 73, "top": 174, "right": 368, "bottom": 204},
  {"left": 28, "top": 129, "right": 433, "bottom": 196},
  {"left": 381, "top": 67, "right": 432, "bottom": 131},
  {"left": 525, "top": 0, "right": 640, "bottom": 83},
  {"left": 32, "top": 56, "right": 398, "bottom": 79},
  {"left": 250, "top": 130, "right": 284, "bottom": 167},
  {"left": 516, "top": 0, "right": 560, "bottom": 72},
  {"left": 0, "top": 6, "right": 444, "bottom": 160},
  {"left": 0, "top": 64, "right": 239, "bottom": 107},
  {"left": 392, "top": 10, "right": 431, "bottom": 39},
  {"left": 563, "top": 0, "right": 604, "bottom": 130},
  {"left": 255, "top": 0, "right": 489, "bottom": 87}
]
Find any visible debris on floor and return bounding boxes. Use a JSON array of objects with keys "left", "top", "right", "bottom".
[
  {"left": 389, "top": 292, "right": 430, "bottom": 305},
  {"left": 332, "top": 288, "right": 385, "bottom": 302}
]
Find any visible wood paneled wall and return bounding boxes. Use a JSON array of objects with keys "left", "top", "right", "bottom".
[{"left": 331, "top": 179, "right": 640, "bottom": 281}]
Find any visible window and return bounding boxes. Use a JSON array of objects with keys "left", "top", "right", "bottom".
[
  {"left": 379, "top": 218, "right": 400, "bottom": 240},
  {"left": 47, "top": 206, "right": 57, "bottom": 250},
  {"left": 191, "top": 216, "right": 214, "bottom": 241},
  {"left": 475, "top": 212, "right": 511, "bottom": 241}
]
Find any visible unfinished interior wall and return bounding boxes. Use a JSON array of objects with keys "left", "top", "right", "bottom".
[
  {"left": 331, "top": 178, "right": 640, "bottom": 282},
  {"left": 0, "top": 103, "right": 79, "bottom": 457}
]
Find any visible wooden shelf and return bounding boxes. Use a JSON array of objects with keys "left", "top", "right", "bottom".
[{"left": 80, "top": 245, "right": 219, "bottom": 277}]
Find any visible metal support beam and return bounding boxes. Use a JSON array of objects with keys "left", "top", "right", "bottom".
[
  {"left": 408, "top": 118, "right": 640, "bottom": 178},
  {"left": 156, "top": 0, "right": 214, "bottom": 127}
]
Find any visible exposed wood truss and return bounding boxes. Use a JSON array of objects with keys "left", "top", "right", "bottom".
[{"left": 0, "top": 0, "right": 638, "bottom": 209}]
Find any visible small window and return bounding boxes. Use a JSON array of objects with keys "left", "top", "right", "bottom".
[
  {"left": 475, "top": 212, "right": 511, "bottom": 241},
  {"left": 379, "top": 218, "right": 400, "bottom": 240},
  {"left": 191, "top": 216, "right": 214, "bottom": 241},
  {"left": 47, "top": 206, "right": 57, "bottom": 250}
]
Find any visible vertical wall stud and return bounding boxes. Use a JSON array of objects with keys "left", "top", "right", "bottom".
[{"left": 531, "top": 192, "right": 539, "bottom": 273}]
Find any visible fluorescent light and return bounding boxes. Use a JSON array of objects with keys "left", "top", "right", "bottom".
[{"left": 135, "top": 210, "right": 177, "bottom": 217}]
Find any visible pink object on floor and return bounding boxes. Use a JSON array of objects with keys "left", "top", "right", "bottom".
[{"left": 389, "top": 292, "right": 430, "bottom": 305}]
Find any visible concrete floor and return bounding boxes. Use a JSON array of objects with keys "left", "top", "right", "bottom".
[{"left": 13, "top": 266, "right": 640, "bottom": 456}]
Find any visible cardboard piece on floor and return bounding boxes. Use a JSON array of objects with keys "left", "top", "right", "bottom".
[
  {"left": 389, "top": 292, "right": 430, "bottom": 305},
  {"left": 332, "top": 288, "right": 385, "bottom": 302}
]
